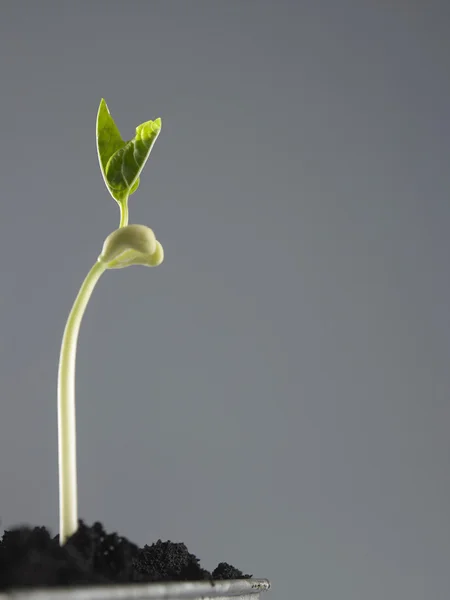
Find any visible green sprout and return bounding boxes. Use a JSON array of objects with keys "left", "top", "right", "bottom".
[
  {"left": 57, "top": 100, "right": 163, "bottom": 545},
  {"left": 96, "top": 98, "right": 161, "bottom": 227}
]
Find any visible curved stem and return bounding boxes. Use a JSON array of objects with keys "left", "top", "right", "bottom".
[
  {"left": 119, "top": 199, "right": 129, "bottom": 228},
  {"left": 57, "top": 260, "right": 106, "bottom": 545}
]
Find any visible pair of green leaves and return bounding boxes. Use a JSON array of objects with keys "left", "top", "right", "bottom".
[{"left": 96, "top": 99, "right": 161, "bottom": 208}]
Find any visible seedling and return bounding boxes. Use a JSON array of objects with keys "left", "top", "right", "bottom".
[{"left": 57, "top": 99, "right": 163, "bottom": 545}]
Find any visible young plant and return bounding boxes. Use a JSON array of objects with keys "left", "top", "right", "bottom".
[{"left": 57, "top": 99, "right": 163, "bottom": 545}]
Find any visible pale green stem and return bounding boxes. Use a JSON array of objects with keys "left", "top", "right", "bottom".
[
  {"left": 119, "top": 200, "right": 129, "bottom": 228},
  {"left": 57, "top": 260, "right": 106, "bottom": 545}
]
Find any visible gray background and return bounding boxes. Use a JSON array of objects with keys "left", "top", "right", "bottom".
[{"left": 0, "top": 1, "right": 449, "bottom": 598}]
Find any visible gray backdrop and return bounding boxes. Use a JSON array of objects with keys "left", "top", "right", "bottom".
[{"left": 1, "top": 2, "right": 450, "bottom": 599}]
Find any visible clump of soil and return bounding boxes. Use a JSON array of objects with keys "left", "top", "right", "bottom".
[{"left": 0, "top": 520, "right": 251, "bottom": 590}]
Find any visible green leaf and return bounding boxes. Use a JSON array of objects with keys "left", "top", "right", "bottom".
[
  {"left": 96, "top": 99, "right": 126, "bottom": 202},
  {"left": 96, "top": 99, "right": 161, "bottom": 205},
  {"left": 104, "top": 118, "right": 162, "bottom": 203}
]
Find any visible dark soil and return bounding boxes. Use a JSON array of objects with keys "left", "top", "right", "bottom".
[{"left": 0, "top": 520, "right": 251, "bottom": 591}]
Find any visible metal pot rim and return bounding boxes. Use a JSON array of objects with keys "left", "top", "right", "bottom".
[{"left": 0, "top": 578, "right": 271, "bottom": 600}]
